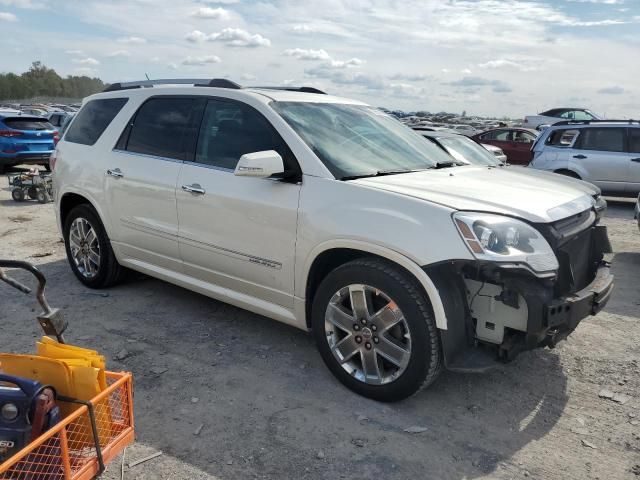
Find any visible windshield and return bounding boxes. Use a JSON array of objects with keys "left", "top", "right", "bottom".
[
  {"left": 271, "top": 102, "right": 455, "bottom": 179},
  {"left": 436, "top": 136, "right": 501, "bottom": 166}
]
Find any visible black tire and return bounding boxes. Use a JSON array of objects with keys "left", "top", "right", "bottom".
[
  {"left": 36, "top": 190, "right": 49, "bottom": 204},
  {"left": 311, "top": 258, "right": 442, "bottom": 402},
  {"left": 63, "top": 204, "right": 126, "bottom": 288},
  {"left": 28, "top": 186, "right": 39, "bottom": 200},
  {"left": 11, "top": 188, "right": 25, "bottom": 202}
]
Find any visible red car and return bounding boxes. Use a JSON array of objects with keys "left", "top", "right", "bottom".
[{"left": 472, "top": 128, "right": 538, "bottom": 165}]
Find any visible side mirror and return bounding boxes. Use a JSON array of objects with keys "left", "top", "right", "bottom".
[{"left": 234, "top": 150, "right": 285, "bottom": 178}]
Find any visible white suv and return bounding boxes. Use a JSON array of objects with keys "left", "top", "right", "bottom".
[
  {"left": 530, "top": 120, "right": 640, "bottom": 197},
  {"left": 53, "top": 79, "right": 614, "bottom": 401}
]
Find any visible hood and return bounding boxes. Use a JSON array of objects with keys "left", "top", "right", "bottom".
[
  {"left": 513, "top": 167, "right": 600, "bottom": 197},
  {"left": 351, "top": 166, "right": 596, "bottom": 223}
]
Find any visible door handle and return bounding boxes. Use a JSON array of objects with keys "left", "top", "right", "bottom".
[
  {"left": 631, "top": 158, "right": 640, "bottom": 163},
  {"left": 181, "top": 184, "right": 206, "bottom": 195},
  {"left": 106, "top": 168, "right": 124, "bottom": 178},
  {"left": 573, "top": 154, "right": 587, "bottom": 159}
]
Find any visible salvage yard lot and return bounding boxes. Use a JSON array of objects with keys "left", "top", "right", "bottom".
[{"left": 1, "top": 172, "right": 639, "bottom": 480}]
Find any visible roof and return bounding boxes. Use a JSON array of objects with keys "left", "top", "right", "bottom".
[
  {"left": 417, "top": 131, "right": 464, "bottom": 139},
  {"left": 93, "top": 78, "right": 367, "bottom": 106}
]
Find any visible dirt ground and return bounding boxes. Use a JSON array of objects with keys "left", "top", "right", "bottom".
[{"left": 1, "top": 168, "right": 639, "bottom": 480}]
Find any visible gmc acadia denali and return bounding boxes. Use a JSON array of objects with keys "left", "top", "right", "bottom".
[{"left": 52, "top": 79, "right": 614, "bottom": 401}]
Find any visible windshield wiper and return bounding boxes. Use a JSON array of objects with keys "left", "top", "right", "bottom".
[{"left": 341, "top": 169, "right": 423, "bottom": 181}]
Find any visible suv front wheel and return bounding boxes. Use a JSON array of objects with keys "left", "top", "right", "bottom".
[
  {"left": 63, "top": 204, "right": 126, "bottom": 288},
  {"left": 312, "top": 258, "right": 442, "bottom": 402}
]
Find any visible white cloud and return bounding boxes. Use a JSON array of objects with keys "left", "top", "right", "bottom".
[
  {"left": 0, "top": 11, "right": 16, "bottom": 21},
  {"left": 65, "top": 49, "right": 84, "bottom": 55},
  {"left": 284, "top": 48, "right": 364, "bottom": 69},
  {"left": 191, "top": 7, "right": 229, "bottom": 19},
  {"left": 240, "top": 73, "right": 256, "bottom": 80},
  {"left": 185, "top": 30, "right": 207, "bottom": 43},
  {"left": 461, "top": 68, "right": 472, "bottom": 74},
  {"left": 107, "top": 50, "right": 130, "bottom": 58},
  {"left": 117, "top": 36, "right": 146, "bottom": 44},
  {"left": 182, "top": 55, "right": 221, "bottom": 66},
  {"left": 208, "top": 28, "right": 270, "bottom": 47},
  {"left": 283, "top": 48, "right": 331, "bottom": 61},
  {"left": 185, "top": 27, "right": 270, "bottom": 47},
  {"left": 478, "top": 58, "right": 540, "bottom": 72},
  {"left": 389, "top": 73, "right": 430, "bottom": 81},
  {"left": 72, "top": 57, "right": 100, "bottom": 65},
  {"left": 0, "top": 0, "right": 45, "bottom": 8},
  {"left": 73, "top": 67, "right": 98, "bottom": 76}
]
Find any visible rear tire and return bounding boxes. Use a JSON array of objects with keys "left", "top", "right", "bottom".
[
  {"left": 11, "top": 188, "right": 25, "bottom": 202},
  {"left": 36, "top": 190, "right": 50, "bottom": 204},
  {"left": 311, "top": 258, "right": 442, "bottom": 402},
  {"left": 63, "top": 204, "right": 126, "bottom": 288}
]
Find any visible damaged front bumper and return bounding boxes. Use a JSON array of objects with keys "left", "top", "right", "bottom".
[{"left": 429, "top": 223, "right": 614, "bottom": 370}]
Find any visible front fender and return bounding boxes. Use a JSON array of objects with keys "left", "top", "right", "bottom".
[{"left": 301, "top": 239, "right": 449, "bottom": 330}]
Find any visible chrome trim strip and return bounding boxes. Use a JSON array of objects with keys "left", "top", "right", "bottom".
[
  {"left": 120, "top": 219, "right": 178, "bottom": 239},
  {"left": 183, "top": 161, "right": 234, "bottom": 173},
  {"left": 112, "top": 148, "right": 185, "bottom": 164}
]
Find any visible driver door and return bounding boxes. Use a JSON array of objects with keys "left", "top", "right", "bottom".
[{"left": 176, "top": 98, "right": 301, "bottom": 309}]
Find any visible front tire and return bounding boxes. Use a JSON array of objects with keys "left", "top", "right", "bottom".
[
  {"left": 63, "top": 204, "right": 126, "bottom": 288},
  {"left": 311, "top": 258, "right": 442, "bottom": 402}
]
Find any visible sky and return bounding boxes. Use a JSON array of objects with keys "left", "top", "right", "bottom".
[{"left": 1, "top": 0, "right": 639, "bottom": 118}]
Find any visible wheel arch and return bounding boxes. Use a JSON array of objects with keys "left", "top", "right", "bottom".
[
  {"left": 58, "top": 189, "right": 113, "bottom": 238},
  {"left": 302, "top": 240, "right": 448, "bottom": 330},
  {"left": 553, "top": 168, "right": 581, "bottom": 179}
]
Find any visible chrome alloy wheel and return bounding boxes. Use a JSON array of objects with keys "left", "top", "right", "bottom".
[
  {"left": 324, "top": 284, "right": 412, "bottom": 385},
  {"left": 68, "top": 217, "right": 101, "bottom": 278}
]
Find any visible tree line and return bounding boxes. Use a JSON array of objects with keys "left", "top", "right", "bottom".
[{"left": 0, "top": 61, "right": 105, "bottom": 101}]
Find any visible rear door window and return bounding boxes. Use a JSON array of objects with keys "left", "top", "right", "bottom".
[
  {"left": 65, "top": 98, "right": 128, "bottom": 146},
  {"left": 628, "top": 128, "right": 640, "bottom": 153},
  {"left": 3, "top": 118, "right": 54, "bottom": 131},
  {"left": 124, "top": 97, "right": 199, "bottom": 161},
  {"left": 482, "top": 130, "right": 511, "bottom": 141},
  {"left": 575, "top": 127, "right": 626, "bottom": 152}
]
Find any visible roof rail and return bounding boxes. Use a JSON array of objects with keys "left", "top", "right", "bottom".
[
  {"left": 552, "top": 119, "right": 640, "bottom": 126},
  {"left": 249, "top": 86, "right": 327, "bottom": 95},
  {"left": 103, "top": 78, "right": 242, "bottom": 92}
]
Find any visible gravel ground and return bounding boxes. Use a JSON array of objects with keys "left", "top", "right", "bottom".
[{"left": 1, "top": 169, "right": 639, "bottom": 480}]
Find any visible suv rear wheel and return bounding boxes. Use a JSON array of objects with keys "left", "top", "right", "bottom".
[
  {"left": 63, "top": 204, "right": 126, "bottom": 288},
  {"left": 311, "top": 258, "right": 442, "bottom": 402}
]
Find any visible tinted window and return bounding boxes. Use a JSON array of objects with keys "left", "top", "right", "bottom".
[
  {"left": 3, "top": 118, "right": 53, "bottom": 131},
  {"left": 572, "top": 110, "right": 593, "bottom": 121},
  {"left": 576, "top": 127, "right": 625, "bottom": 152},
  {"left": 546, "top": 129, "right": 579, "bottom": 147},
  {"left": 513, "top": 131, "right": 536, "bottom": 143},
  {"left": 195, "top": 100, "right": 288, "bottom": 170},
  {"left": 65, "top": 98, "right": 128, "bottom": 146},
  {"left": 482, "top": 130, "right": 510, "bottom": 141},
  {"left": 126, "top": 98, "right": 197, "bottom": 160},
  {"left": 629, "top": 128, "right": 640, "bottom": 153}
]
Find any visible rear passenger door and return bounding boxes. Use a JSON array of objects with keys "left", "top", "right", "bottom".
[
  {"left": 570, "top": 127, "right": 628, "bottom": 194},
  {"left": 106, "top": 96, "right": 201, "bottom": 272},
  {"left": 627, "top": 128, "right": 640, "bottom": 195},
  {"left": 176, "top": 98, "right": 301, "bottom": 309}
]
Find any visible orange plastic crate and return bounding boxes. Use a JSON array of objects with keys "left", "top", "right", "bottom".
[{"left": 0, "top": 371, "right": 134, "bottom": 480}]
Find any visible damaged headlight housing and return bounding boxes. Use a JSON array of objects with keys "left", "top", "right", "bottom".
[{"left": 453, "top": 212, "right": 558, "bottom": 274}]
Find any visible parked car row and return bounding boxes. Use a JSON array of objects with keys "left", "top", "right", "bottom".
[{"left": 0, "top": 102, "right": 79, "bottom": 172}]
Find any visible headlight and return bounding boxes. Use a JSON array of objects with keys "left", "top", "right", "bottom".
[
  {"left": 1, "top": 402, "right": 19, "bottom": 421},
  {"left": 453, "top": 212, "right": 558, "bottom": 274}
]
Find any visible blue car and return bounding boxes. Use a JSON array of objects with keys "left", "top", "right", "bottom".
[{"left": 0, "top": 114, "right": 57, "bottom": 173}]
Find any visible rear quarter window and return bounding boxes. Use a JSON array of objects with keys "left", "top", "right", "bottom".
[
  {"left": 65, "top": 98, "right": 128, "bottom": 146},
  {"left": 3, "top": 118, "right": 54, "bottom": 131},
  {"left": 545, "top": 129, "right": 579, "bottom": 147}
]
